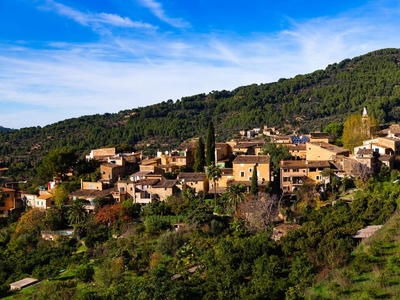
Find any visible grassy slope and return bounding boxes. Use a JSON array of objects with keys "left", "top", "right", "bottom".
[{"left": 306, "top": 211, "right": 400, "bottom": 299}]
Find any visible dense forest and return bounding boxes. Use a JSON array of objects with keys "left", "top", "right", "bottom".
[{"left": 2, "top": 48, "right": 400, "bottom": 175}]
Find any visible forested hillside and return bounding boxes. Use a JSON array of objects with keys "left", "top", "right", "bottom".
[{"left": 2, "top": 48, "right": 400, "bottom": 171}]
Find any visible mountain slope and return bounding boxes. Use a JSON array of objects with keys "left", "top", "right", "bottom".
[{"left": 2, "top": 48, "right": 400, "bottom": 166}]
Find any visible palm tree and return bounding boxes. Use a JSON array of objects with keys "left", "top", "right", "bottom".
[
  {"left": 68, "top": 199, "right": 87, "bottom": 226},
  {"left": 206, "top": 163, "right": 222, "bottom": 206},
  {"left": 226, "top": 184, "right": 246, "bottom": 215}
]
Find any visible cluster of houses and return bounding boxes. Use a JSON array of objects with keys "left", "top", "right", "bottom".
[{"left": 2, "top": 119, "right": 400, "bottom": 216}]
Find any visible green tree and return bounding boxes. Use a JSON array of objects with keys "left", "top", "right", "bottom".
[
  {"left": 193, "top": 137, "right": 206, "bottom": 172},
  {"left": 324, "top": 122, "right": 344, "bottom": 145},
  {"left": 68, "top": 199, "right": 87, "bottom": 226},
  {"left": 206, "top": 164, "right": 222, "bottom": 206},
  {"left": 36, "top": 147, "right": 77, "bottom": 182},
  {"left": 53, "top": 185, "right": 69, "bottom": 207},
  {"left": 250, "top": 164, "right": 258, "bottom": 195},
  {"left": 206, "top": 121, "right": 215, "bottom": 166},
  {"left": 226, "top": 184, "right": 246, "bottom": 215},
  {"left": 342, "top": 111, "right": 379, "bottom": 152},
  {"left": 262, "top": 143, "right": 291, "bottom": 172}
]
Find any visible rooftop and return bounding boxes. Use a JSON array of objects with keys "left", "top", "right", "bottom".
[
  {"left": 178, "top": 172, "right": 207, "bottom": 181},
  {"left": 307, "top": 141, "right": 350, "bottom": 154},
  {"left": 232, "top": 155, "right": 270, "bottom": 164}
]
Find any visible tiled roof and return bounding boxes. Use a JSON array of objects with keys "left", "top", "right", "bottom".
[
  {"left": 357, "top": 149, "right": 374, "bottom": 155},
  {"left": 286, "top": 144, "right": 306, "bottom": 150},
  {"left": 178, "top": 172, "right": 207, "bottom": 181},
  {"left": 307, "top": 142, "right": 350, "bottom": 154},
  {"left": 152, "top": 179, "right": 177, "bottom": 188},
  {"left": 221, "top": 168, "right": 233, "bottom": 175},
  {"left": 310, "top": 132, "right": 330, "bottom": 138},
  {"left": 232, "top": 155, "right": 270, "bottom": 164},
  {"left": 280, "top": 160, "right": 331, "bottom": 168},
  {"left": 101, "top": 163, "right": 123, "bottom": 168},
  {"left": 176, "top": 143, "right": 195, "bottom": 150},
  {"left": 70, "top": 187, "right": 117, "bottom": 198},
  {"left": 136, "top": 179, "right": 160, "bottom": 186}
]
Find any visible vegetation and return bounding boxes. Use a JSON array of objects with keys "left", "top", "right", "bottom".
[
  {"left": 3, "top": 48, "right": 400, "bottom": 299},
  {"left": 3, "top": 49, "right": 400, "bottom": 176}
]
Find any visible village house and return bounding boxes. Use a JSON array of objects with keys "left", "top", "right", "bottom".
[
  {"left": 230, "top": 155, "right": 271, "bottom": 191},
  {"left": 306, "top": 141, "right": 350, "bottom": 161},
  {"left": 177, "top": 172, "right": 209, "bottom": 194},
  {"left": 280, "top": 160, "right": 331, "bottom": 193},
  {"left": 0, "top": 186, "right": 23, "bottom": 216},
  {"left": 146, "top": 179, "right": 179, "bottom": 201}
]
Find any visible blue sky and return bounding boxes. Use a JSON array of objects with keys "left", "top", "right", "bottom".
[{"left": 1, "top": 0, "right": 400, "bottom": 128}]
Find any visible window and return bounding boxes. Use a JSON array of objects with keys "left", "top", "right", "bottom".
[
  {"left": 283, "top": 177, "right": 290, "bottom": 182},
  {"left": 248, "top": 177, "right": 252, "bottom": 181},
  {"left": 292, "top": 168, "right": 299, "bottom": 172},
  {"left": 310, "top": 168, "right": 316, "bottom": 172},
  {"left": 240, "top": 171, "right": 245, "bottom": 177},
  {"left": 249, "top": 168, "right": 252, "bottom": 172},
  {"left": 283, "top": 168, "right": 289, "bottom": 172},
  {"left": 315, "top": 175, "right": 320, "bottom": 180},
  {"left": 89, "top": 184, "right": 95, "bottom": 189}
]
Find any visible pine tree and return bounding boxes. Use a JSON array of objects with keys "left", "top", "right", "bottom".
[
  {"left": 250, "top": 164, "right": 258, "bottom": 195},
  {"left": 193, "top": 137, "right": 206, "bottom": 172},
  {"left": 206, "top": 121, "right": 215, "bottom": 166}
]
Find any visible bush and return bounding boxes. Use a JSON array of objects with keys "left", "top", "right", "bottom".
[
  {"left": 156, "top": 231, "right": 184, "bottom": 256},
  {"left": 76, "top": 264, "right": 94, "bottom": 283}
]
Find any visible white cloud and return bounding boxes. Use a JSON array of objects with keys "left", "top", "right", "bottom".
[
  {"left": 137, "top": 0, "right": 190, "bottom": 28},
  {"left": 44, "top": 0, "right": 155, "bottom": 29},
  {"left": 3, "top": 0, "right": 400, "bottom": 128}
]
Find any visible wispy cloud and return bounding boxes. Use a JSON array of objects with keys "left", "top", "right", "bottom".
[
  {"left": 2, "top": 0, "right": 400, "bottom": 128},
  {"left": 137, "top": 0, "right": 190, "bottom": 28},
  {"left": 44, "top": 0, "right": 155, "bottom": 29}
]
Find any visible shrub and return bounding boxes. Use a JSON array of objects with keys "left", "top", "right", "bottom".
[{"left": 76, "top": 264, "right": 94, "bottom": 283}]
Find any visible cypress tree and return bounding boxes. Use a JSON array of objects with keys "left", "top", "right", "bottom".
[
  {"left": 193, "top": 137, "right": 206, "bottom": 172},
  {"left": 206, "top": 121, "right": 215, "bottom": 166},
  {"left": 250, "top": 164, "right": 258, "bottom": 195}
]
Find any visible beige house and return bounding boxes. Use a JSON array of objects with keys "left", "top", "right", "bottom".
[
  {"left": 286, "top": 144, "right": 307, "bottom": 160},
  {"left": 306, "top": 142, "right": 350, "bottom": 161},
  {"left": 280, "top": 160, "right": 331, "bottom": 193},
  {"left": 0, "top": 187, "right": 23, "bottom": 216},
  {"left": 100, "top": 163, "right": 125, "bottom": 185},
  {"left": 177, "top": 172, "right": 209, "bottom": 194},
  {"left": 230, "top": 155, "right": 271, "bottom": 190},
  {"left": 146, "top": 179, "right": 179, "bottom": 201}
]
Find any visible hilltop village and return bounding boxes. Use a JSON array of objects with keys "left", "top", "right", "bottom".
[
  {"left": 1, "top": 109, "right": 399, "bottom": 217},
  {"left": 2, "top": 109, "right": 400, "bottom": 298}
]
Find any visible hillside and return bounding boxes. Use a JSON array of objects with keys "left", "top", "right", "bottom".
[
  {"left": 307, "top": 211, "right": 400, "bottom": 299},
  {"left": 2, "top": 48, "right": 400, "bottom": 169},
  {"left": 0, "top": 126, "right": 13, "bottom": 133}
]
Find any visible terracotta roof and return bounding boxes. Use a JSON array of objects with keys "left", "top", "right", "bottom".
[
  {"left": 357, "top": 149, "right": 374, "bottom": 155},
  {"left": 232, "top": 155, "right": 270, "bottom": 164},
  {"left": 101, "top": 163, "right": 123, "bottom": 168},
  {"left": 152, "top": 179, "right": 177, "bottom": 188},
  {"left": 310, "top": 132, "right": 329, "bottom": 138},
  {"left": 378, "top": 154, "right": 393, "bottom": 161},
  {"left": 307, "top": 142, "right": 350, "bottom": 154},
  {"left": 176, "top": 143, "right": 195, "bottom": 150},
  {"left": 1, "top": 187, "right": 15, "bottom": 192},
  {"left": 280, "top": 160, "right": 331, "bottom": 168},
  {"left": 38, "top": 194, "right": 53, "bottom": 200},
  {"left": 233, "top": 142, "right": 265, "bottom": 148},
  {"left": 136, "top": 179, "right": 160, "bottom": 186},
  {"left": 178, "top": 172, "right": 207, "bottom": 181},
  {"left": 70, "top": 187, "right": 116, "bottom": 198},
  {"left": 221, "top": 168, "right": 233, "bottom": 175},
  {"left": 286, "top": 144, "right": 307, "bottom": 152}
]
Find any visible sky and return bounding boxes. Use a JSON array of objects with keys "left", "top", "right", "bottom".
[{"left": 1, "top": 0, "right": 400, "bottom": 129}]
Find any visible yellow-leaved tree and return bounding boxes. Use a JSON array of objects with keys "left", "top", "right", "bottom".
[{"left": 342, "top": 109, "right": 379, "bottom": 152}]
